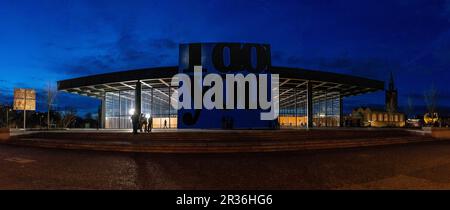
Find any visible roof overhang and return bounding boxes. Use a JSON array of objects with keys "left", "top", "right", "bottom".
[
  {"left": 57, "top": 66, "right": 178, "bottom": 98},
  {"left": 57, "top": 66, "right": 384, "bottom": 102}
]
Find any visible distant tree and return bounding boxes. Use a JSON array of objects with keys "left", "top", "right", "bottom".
[
  {"left": 84, "top": 113, "right": 93, "bottom": 120},
  {"left": 424, "top": 84, "right": 438, "bottom": 115},
  {"left": 97, "top": 105, "right": 102, "bottom": 129},
  {"left": 45, "top": 82, "right": 57, "bottom": 129},
  {"left": 407, "top": 96, "right": 414, "bottom": 118},
  {"left": 59, "top": 107, "right": 77, "bottom": 128}
]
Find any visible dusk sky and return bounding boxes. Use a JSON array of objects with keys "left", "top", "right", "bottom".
[{"left": 1, "top": 0, "right": 450, "bottom": 115}]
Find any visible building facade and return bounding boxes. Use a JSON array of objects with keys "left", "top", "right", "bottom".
[
  {"left": 352, "top": 73, "right": 405, "bottom": 127},
  {"left": 57, "top": 42, "right": 385, "bottom": 129},
  {"left": 351, "top": 107, "right": 405, "bottom": 127}
]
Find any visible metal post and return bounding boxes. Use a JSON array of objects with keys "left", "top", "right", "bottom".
[
  {"left": 151, "top": 87, "right": 154, "bottom": 117},
  {"left": 101, "top": 93, "right": 106, "bottom": 129},
  {"left": 135, "top": 80, "right": 142, "bottom": 116},
  {"left": 118, "top": 91, "right": 121, "bottom": 129},
  {"left": 23, "top": 91, "right": 26, "bottom": 130},
  {"left": 23, "top": 110, "right": 26, "bottom": 130},
  {"left": 295, "top": 87, "right": 298, "bottom": 128},
  {"left": 306, "top": 81, "right": 313, "bottom": 128},
  {"left": 331, "top": 96, "right": 334, "bottom": 126},
  {"left": 339, "top": 95, "right": 344, "bottom": 127},
  {"left": 151, "top": 88, "right": 154, "bottom": 129},
  {"left": 160, "top": 100, "right": 162, "bottom": 128},
  {"left": 325, "top": 92, "right": 328, "bottom": 127},
  {"left": 47, "top": 105, "right": 50, "bottom": 130},
  {"left": 6, "top": 109, "right": 8, "bottom": 128},
  {"left": 168, "top": 85, "right": 171, "bottom": 129}
]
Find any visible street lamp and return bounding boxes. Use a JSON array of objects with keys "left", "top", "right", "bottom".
[
  {"left": 6, "top": 108, "right": 11, "bottom": 128},
  {"left": 40, "top": 115, "right": 43, "bottom": 129}
]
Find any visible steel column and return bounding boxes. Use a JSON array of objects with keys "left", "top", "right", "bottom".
[
  {"left": 135, "top": 80, "right": 142, "bottom": 116},
  {"left": 307, "top": 81, "right": 313, "bottom": 128}
]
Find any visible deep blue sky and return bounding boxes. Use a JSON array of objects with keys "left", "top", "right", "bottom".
[{"left": 1, "top": 0, "right": 450, "bottom": 115}]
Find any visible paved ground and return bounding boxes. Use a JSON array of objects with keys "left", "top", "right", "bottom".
[{"left": 2, "top": 140, "right": 450, "bottom": 189}]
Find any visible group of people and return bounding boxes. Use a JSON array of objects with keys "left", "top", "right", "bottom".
[
  {"left": 131, "top": 113, "right": 169, "bottom": 134},
  {"left": 131, "top": 113, "right": 153, "bottom": 135}
]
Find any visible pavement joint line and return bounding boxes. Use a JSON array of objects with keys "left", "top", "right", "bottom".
[{"left": 4, "top": 157, "right": 36, "bottom": 164}]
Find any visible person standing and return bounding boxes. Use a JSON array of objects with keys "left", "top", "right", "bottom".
[
  {"left": 147, "top": 117, "right": 153, "bottom": 133},
  {"left": 139, "top": 113, "right": 145, "bottom": 133},
  {"left": 142, "top": 115, "right": 148, "bottom": 133},
  {"left": 164, "top": 119, "right": 168, "bottom": 129}
]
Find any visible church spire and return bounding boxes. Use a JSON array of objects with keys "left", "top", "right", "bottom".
[
  {"left": 389, "top": 71, "right": 395, "bottom": 91},
  {"left": 386, "top": 71, "right": 398, "bottom": 112}
]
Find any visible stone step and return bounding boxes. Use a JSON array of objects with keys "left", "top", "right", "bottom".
[
  {"left": 18, "top": 130, "right": 415, "bottom": 142},
  {"left": 6, "top": 136, "right": 437, "bottom": 153}
]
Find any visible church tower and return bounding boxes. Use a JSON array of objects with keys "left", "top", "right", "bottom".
[{"left": 385, "top": 72, "right": 398, "bottom": 112}]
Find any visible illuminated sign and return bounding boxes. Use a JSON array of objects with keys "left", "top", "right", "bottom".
[{"left": 13, "top": 88, "right": 36, "bottom": 111}]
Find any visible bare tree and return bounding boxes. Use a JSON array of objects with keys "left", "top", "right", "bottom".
[
  {"left": 60, "top": 107, "right": 77, "bottom": 128},
  {"left": 46, "top": 82, "right": 57, "bottom": 129},
  {"left": 424, "top": 84, "right": 438, "bottom": 115},
  {"left": 407, "top": 96, "right": 414, "bottom": 118}
]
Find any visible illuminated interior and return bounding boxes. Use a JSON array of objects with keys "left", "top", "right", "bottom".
[
  {"left": 278, "top": 87, "right": 341, "bottom": 128},
  {"left": 105, "top": 87, "right": 177, "bottom": 129}
]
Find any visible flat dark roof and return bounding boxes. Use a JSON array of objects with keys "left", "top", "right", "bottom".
[
  {"left": 57, "top": 66, "right": 384, "bottom": 99},
  {"left": 271, "top": 66, "right": 383, "bottom": 90},
  {"left": 57, "top": 66, "right": 178, "bottom": 90}
]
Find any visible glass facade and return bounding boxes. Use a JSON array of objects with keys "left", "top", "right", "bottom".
[
  {"left": 312, "top": 96, "right": 340, "bottom": 127},
  {"left": 105, "top": 91, "right": 135, "bottom": 129},
  {"left": 105, "top": 87, "right": 177, "bottom": 129},
  {"left": 104, "top": 83, "right": 341, "bottom": 129},
  {"left": 278, "top": 87, "right": 341, "bottom": 128}
]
